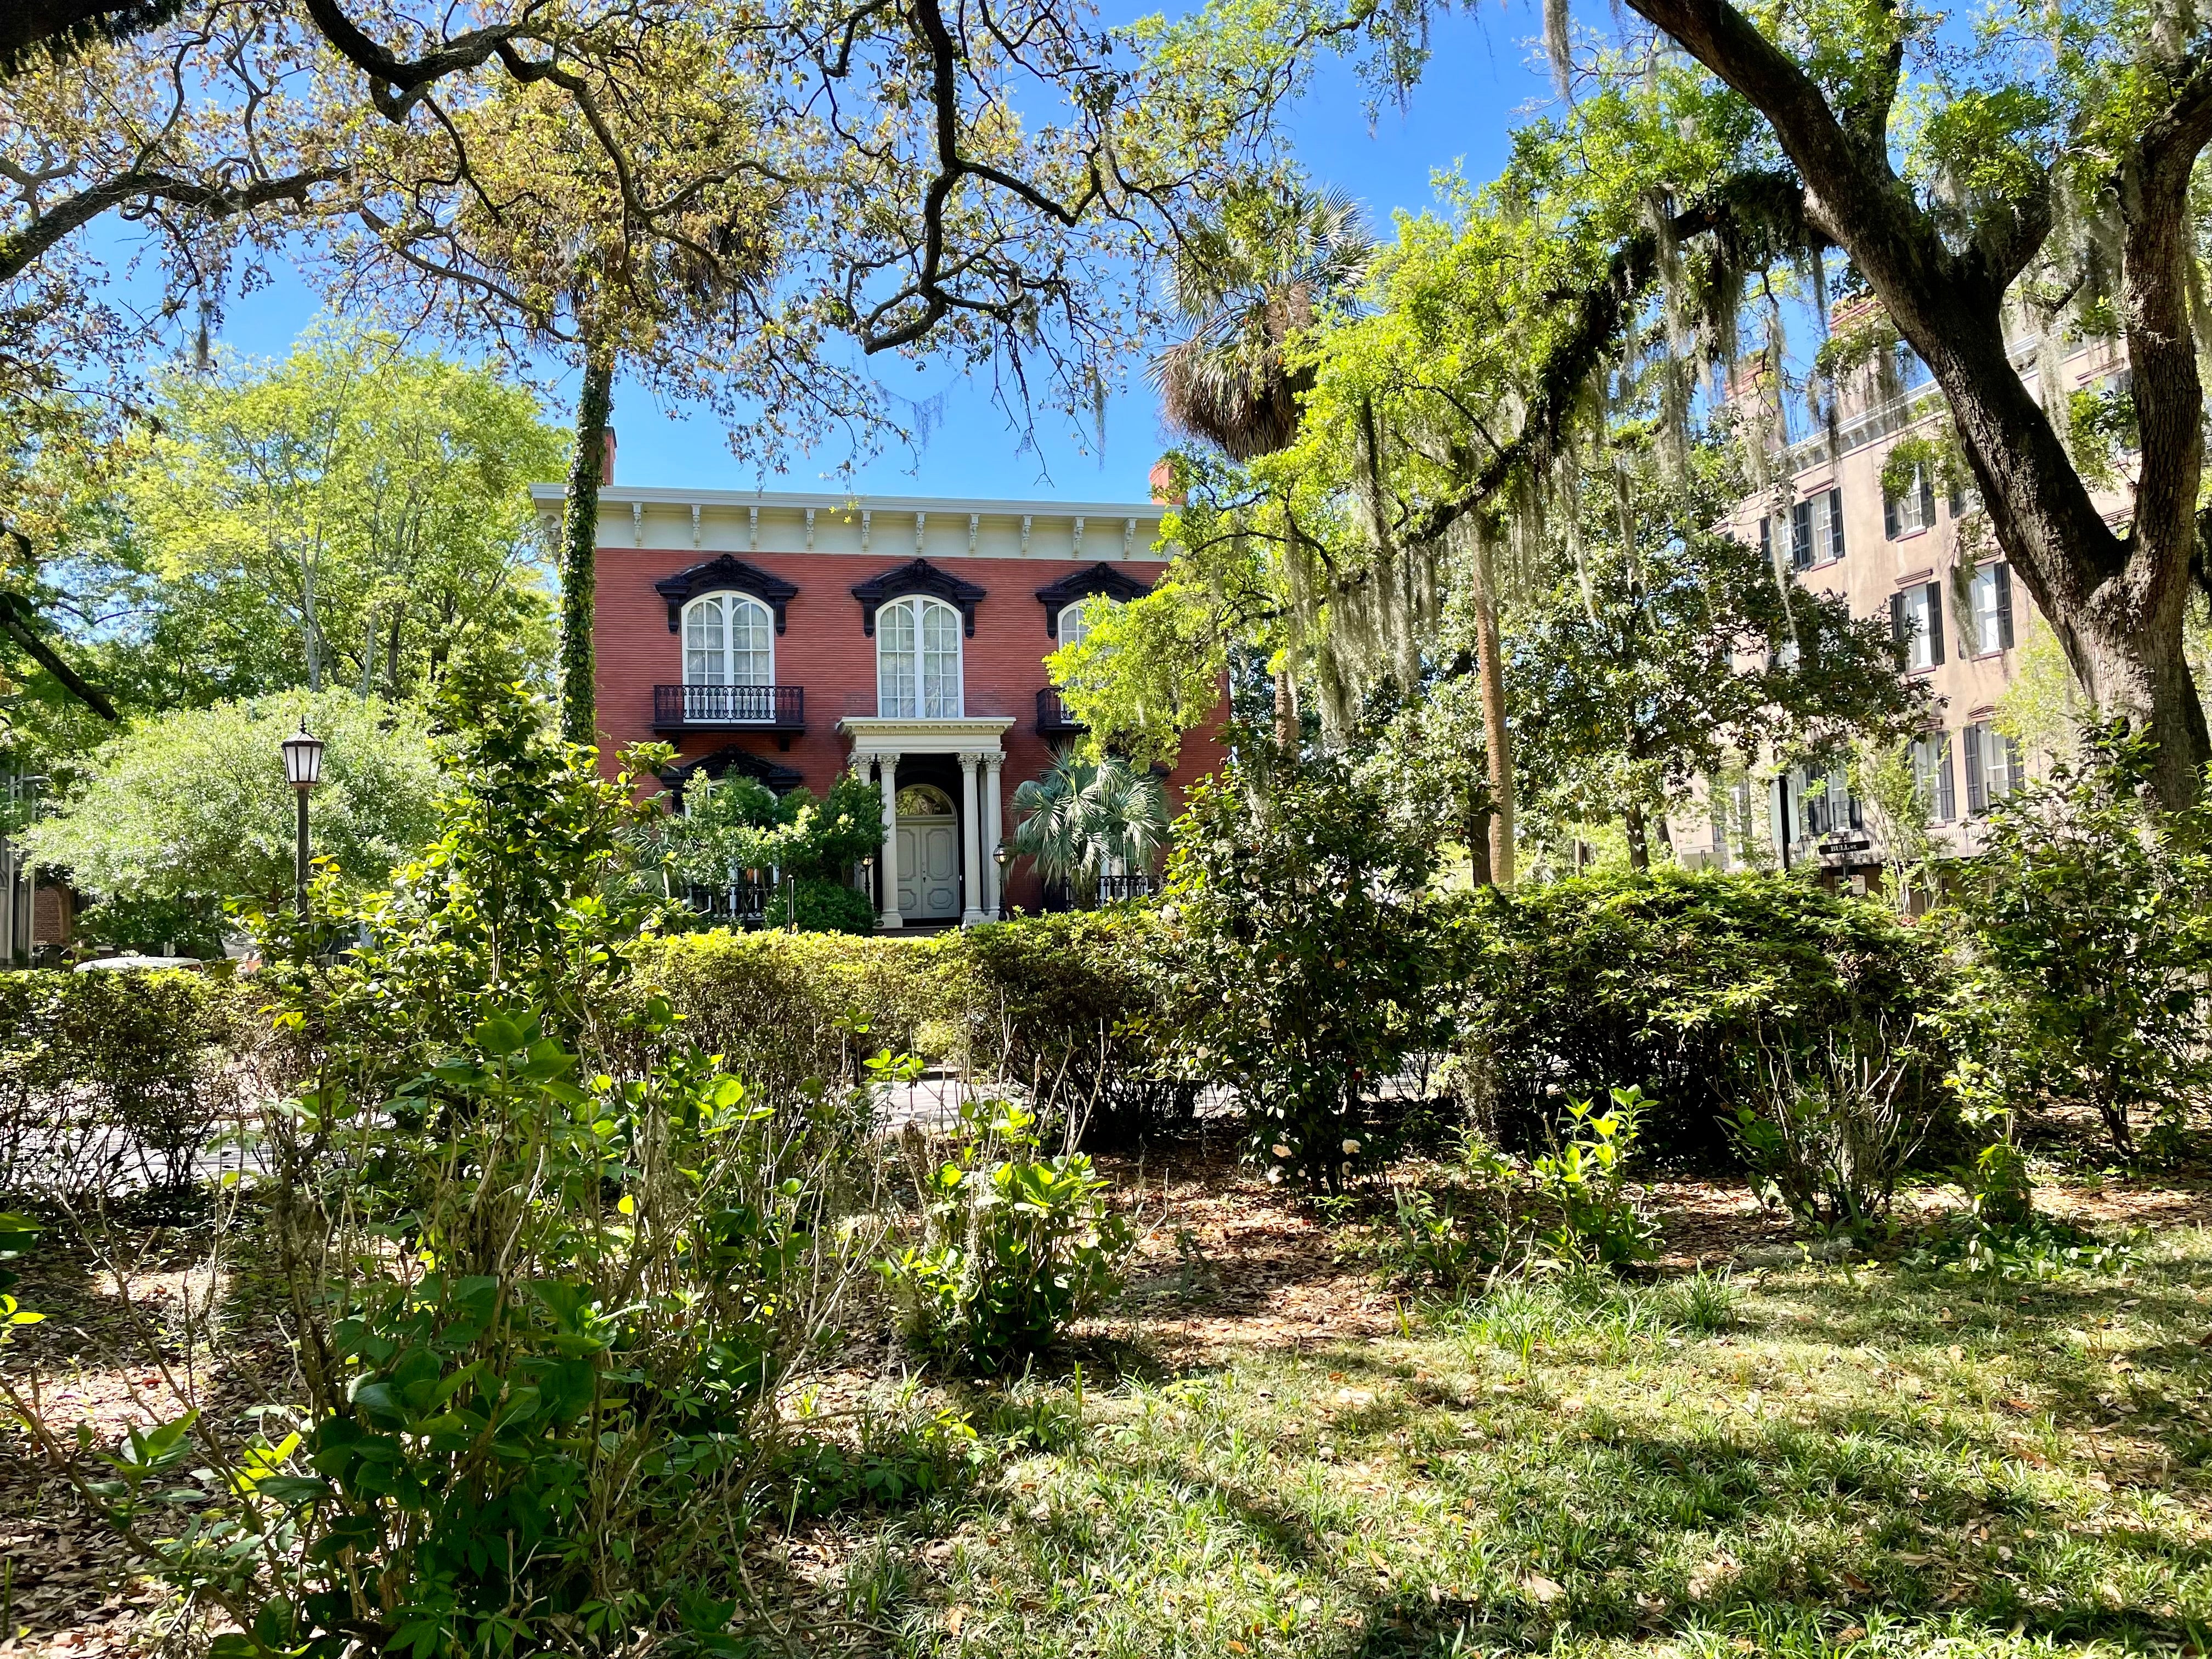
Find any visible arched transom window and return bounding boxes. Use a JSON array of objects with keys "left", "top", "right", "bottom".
[
  {"left": 1056, "top": 596, "right": 1121, "bottom": 650},
  {"left": 877, "top": 595, "right": 962, "bottom": 717},
  {"left": 684, "top": 593, "right": 774, "bottom": 686}
]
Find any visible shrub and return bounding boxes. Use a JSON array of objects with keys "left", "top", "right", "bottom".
[
  {"left": 952, "top": 908, "right": 1198, "bottom": 1146},
  {"left": 12, "top": 679, "right": 893, "bottom": 1659},
  {"left": 632, "top": 929, "right": 955, "bottom": 1092},
  {"left": 1947, "top": 721, "right": 2212, "bottom": 1159},
  {"left": 1529, "top": 1086, "right": 1658, "bottom": 1267},
  {"left": 1168, "top": 760, "right": 1448, "bottom": 1190},
  {"left": 0, "top": 969, "right": 247, "bottom": 1198},
  {"left": 879, "top": 1091, "right": 1132, "bottom": 1367},
  {"left": 1729, "top": 1023, "right": 1927, "bottom": 1233},
  {"left": 793, "top": 874, "right": 878, "bottom": 935},
  {"left": 1449, "top": 869, "right": 1951, "bottom": 1164}
]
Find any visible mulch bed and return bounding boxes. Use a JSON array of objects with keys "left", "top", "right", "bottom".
[{"left": 5, "top": 1145, "right": 2209, "bottom": 1657}]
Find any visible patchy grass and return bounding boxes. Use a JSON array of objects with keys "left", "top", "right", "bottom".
[{"left": 755, "top": 1218, "right": 2212, "bottom": 1657}]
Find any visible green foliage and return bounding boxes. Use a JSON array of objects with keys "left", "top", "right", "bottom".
[
  {"left": 0, "top": 969, "right": 246, "bottom": 1197},
  {"left": 20, "top": 691, "right": 441, "bottom": 942},
  {"left": 1009, "top": 748, "right": 1169, "bottom": 899},
  {"left": 637, "top": 909, "right": 1195, "bottom": 1146},
  {"left": 1947, "top": 721, "right": 2212, "bottom": 1159},
  {"left": 1168, "top": 760, "right": 1446, "bottom": 1189},
  {"left": 117, "top": 326, "right": 563, "bottom": 704},
  {"left": 1729, "top": 1026, "right": 1927, "bottom": 1233},
  {"left": 1452, "top": 870, "right": 1951, "bottom": 1164},
  {"left": 879, "top": 1092, "right": 1132, "bottom": 1368},
  {"left": 1529, "top": 1087, "right": 1658, "bottom": 1267},
  {"left": 52, "top": 671, "right": 888, "bottom": 1659},
  {"left": 642, "top": 769, "right": 883, "bottom": 921},
  {"left": 629, "top": 929, "right": 956, "bottom": 1094},
  {"left": 1510, "top": 442, "right": 1923, "bottom": 854},
  {"left": 790, "top": 875, "right": 878, "bottom": 935}
]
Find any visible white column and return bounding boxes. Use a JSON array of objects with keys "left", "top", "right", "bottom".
[
  {"left": 959, "top": 752, "right": 987, "bottom": 927},
  {"left": 876, "top": 753, "right": 904, "bottom": 929},
  {"left": 983, "top": 753, "right": 1005, "bottom": 918}
]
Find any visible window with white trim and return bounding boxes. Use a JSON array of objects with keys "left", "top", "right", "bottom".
[
  {"left": 1911, "top": 731, "right": 1957, "bottom": 821},
  {"left": 1970, "top": 562, "right": 2016, "bottom": 652},
  {"left": 877, "top": 595, "right": 962, "bottom": 717},
  {"left": 1884, "top": 466, "right": 1938, "bottom": 537},
  {"left": 683, "top": 593, "right": 774, "bottom": 685},
  {"left": 1058, "top": 597, "right": 1118, "bottom": 649}
]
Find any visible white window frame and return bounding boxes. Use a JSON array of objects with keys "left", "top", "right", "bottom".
[
  {"left": 1058, "top": 597, "right": 1110, "bottom": 649},
  {"left": 1900, "top": 586, "right": 1937, "bottom": 672},
  {"left": 681, "top": 592, "right": 775, "bottom": 686},
  {"left": 876, "top": 595, "right": 964, "bottom": 718}
]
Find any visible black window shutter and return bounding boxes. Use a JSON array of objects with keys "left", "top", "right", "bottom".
[
  {"left": 1994, "top": 562, "right": 2015, "bottom": 648},
  {"left": 1890, "top": 591, "right": 1905, "bottom": 648},
  {"left": 1918, "top": 468, "right": 1937, "bottom": 528},
  {"left": 1883, "top": 491, "right": 1899, "bottom": 539},
  {"left": 1760, "top": 517, "right": 1772, "bottom": 563},
  {"left": 1925, "top": 581, "right": 1945, "bottom": 665},
  {"left": 1965, "top": 724, "right": 1986, "bottom": 813},
  {"left": 1792, "top": 500, "right": 1813, "bottom": 570},
  {"left": 1828, "top": 488, "right": 1846, "bottom": 560},
  {"left": 1937, "top": 735, "right": 1957, "bottom": 820},
  {"left": 2002, "top": 734, "right": 2022, "bottom": 797}
]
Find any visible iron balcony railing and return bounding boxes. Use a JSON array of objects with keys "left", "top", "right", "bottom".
[
  {"left": 1036, "top": 686, "right": 1085, "bottom": 735},
  {"left": 653, "top": 683, "right": 805, "bottom": 730}
]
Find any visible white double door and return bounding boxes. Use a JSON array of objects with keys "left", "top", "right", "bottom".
[{"left": 896, "top": 814, "right": 961, "bottom": 919}]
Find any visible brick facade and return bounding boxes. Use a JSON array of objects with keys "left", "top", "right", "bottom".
[{"left": 552, "top": 486, "right": 1229, "bottom": 919}]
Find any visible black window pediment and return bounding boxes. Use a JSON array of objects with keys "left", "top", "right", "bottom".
[
  {"left": 658, "top": 744, "right": 803, "bottom": 795},
  {"left": 655, "top": 556, "right": 800, "bottom": 634},
  {"left": 851, "top": 558, "right": 987, "bottom": 636},
  {"left": 1034, "top": 563, "right": 1153, "bottom": 636}
]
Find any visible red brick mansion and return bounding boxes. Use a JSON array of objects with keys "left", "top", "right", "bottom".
[{"left": 530, "top": 458, "right": 1224, "bottom": 927}]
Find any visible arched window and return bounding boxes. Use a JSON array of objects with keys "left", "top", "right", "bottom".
[
  {"left": 684, "top": 594, "right": 774, "bottom": 686},
  {"left": 877, "top": 595, "right": 962, "bottom": 717},
  {"left": 1057, "top": 597, "right": 1119, "bottom": 650}
]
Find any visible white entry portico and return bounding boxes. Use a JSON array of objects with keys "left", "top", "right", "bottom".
[{"left": 839, "top": 717, "right": 1013, "bottom": 928}]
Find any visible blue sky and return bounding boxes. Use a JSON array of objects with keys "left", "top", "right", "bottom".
[{"left": 187, "top": 3, "right": 1556, "bottom": 504}]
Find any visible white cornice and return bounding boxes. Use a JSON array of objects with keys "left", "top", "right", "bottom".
[
  {"left": 838, "top": 716, "right": 1017, "bottom": 756},
  {"left": 526, "top": 483, "right": 1161, "bottom": 518}
]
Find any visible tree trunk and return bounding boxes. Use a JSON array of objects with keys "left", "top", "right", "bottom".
[
  {"left": 301, "top": 560, "right": 321, "bottom": 693},
  {"left": 1470, "top": 545, "right": 1516, "bottom": 887},
  {"left": 1272, "top": 665, "right": 1297, "bottom": 752},
  {"left": 560, "top": 347, "right": 615, "bottom": 746},
  {"left": 1618, "top": 0, "right": 2212, "bottom": 806},
  {"left": 385, "top": 603, "right": 405, "bottom": 698},
  {"left": 1467, "top": 802, "right": 1494, "bottom": 887},
  {"left": 1624, "top": 804, "right": 1650, "bottom": 871}
]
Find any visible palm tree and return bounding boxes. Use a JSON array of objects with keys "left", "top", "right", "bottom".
[
  {"left": 1148, "top": 183, "right": 1372, "bottom": 460},
  {"left": 1148, "top": 182, "right": 1370, "bottom": 754},
  {"left": 1012, "top": 750, "right": 1169, "bottom": 905}
]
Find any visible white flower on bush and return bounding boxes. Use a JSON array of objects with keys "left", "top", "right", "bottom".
[
  {"left": 1266, "top": 1166, "right": 1283, "bottom": 1184},
  {"left": 1342, "top": 1138, "right": 1361, "bottom": 1156},
  {"left": 1271, "top": 1143, "right": 1291, "bottom": 1160}
]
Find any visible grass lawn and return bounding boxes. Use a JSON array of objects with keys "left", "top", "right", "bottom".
[
  {"left": 7, "top": 1159, "right": 2211, "bottom": 1659},
  {"left": 754, "top": 1168, "right": 2212, "bottom": 1659}
]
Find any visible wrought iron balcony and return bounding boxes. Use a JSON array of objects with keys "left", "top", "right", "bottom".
[
  {"left": 1036, "top": 686, "right": 1085, "bottom": 736},
  {"left": 653, "top": 684, "right": 805, "bottom": 731}
]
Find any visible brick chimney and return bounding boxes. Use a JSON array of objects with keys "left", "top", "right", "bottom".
[
  {"left": 601, "top": 427, "right": 618, "bottom": 485},
  {"left": 1148, "top": 455, "right": 1184, "bottom": 505}
]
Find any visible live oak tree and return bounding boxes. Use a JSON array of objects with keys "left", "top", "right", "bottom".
[
  {"left": 1509, "top": 441, "right": 1925, "bottom": 867},
  {"left": 5, "top": 0, "right": 1317, "bottom": 743},
  {"left": 1211, "top": 0, "right": 2212, "bottom": 806}
]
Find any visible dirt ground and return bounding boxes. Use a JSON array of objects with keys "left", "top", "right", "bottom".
[{"left": 4, "top": 1142, "right": 2209, "bottom": 1659}]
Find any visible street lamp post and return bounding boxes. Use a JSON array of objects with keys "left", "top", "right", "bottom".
[{"left": 280, "top": 722, "right": 325, "bottom": 949}]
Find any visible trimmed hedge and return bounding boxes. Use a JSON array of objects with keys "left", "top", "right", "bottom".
[
  {"left": 1447, "top": 870, "right": 1954, "bottom": 1163},
  {"left": 631, "top": 909, "right": 1196, "bottom": 1143},
  {"left": 0, "top": 969, "right": 252, "bottom": 1198}
]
